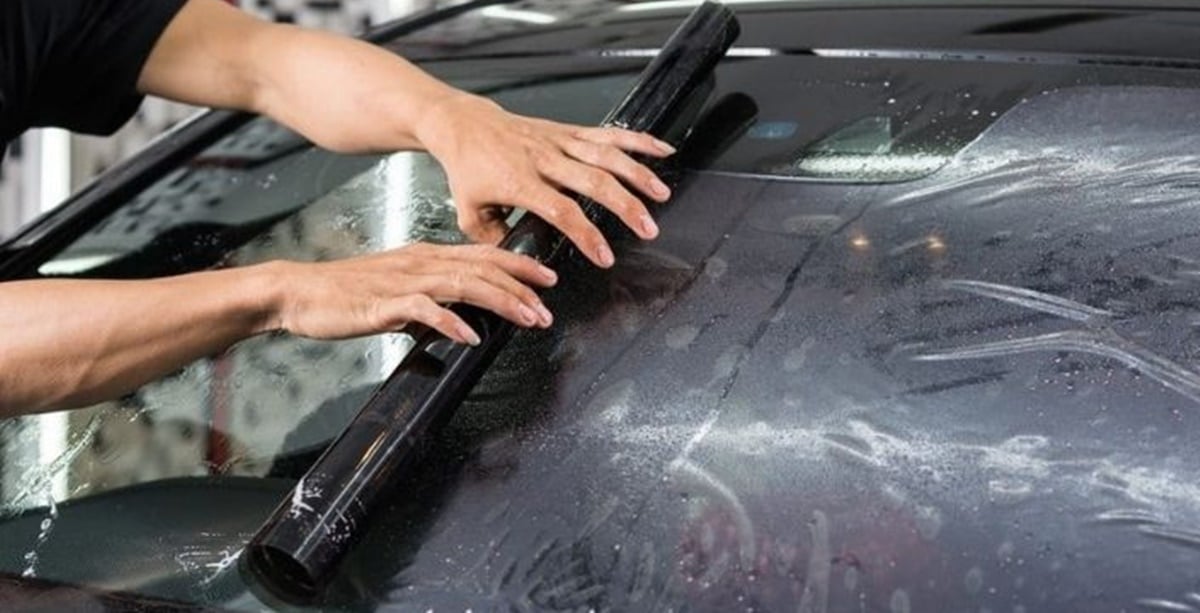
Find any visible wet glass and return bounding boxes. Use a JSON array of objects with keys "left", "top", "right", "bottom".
[
  {"left": 328, "top": 84, "right": 1200, "bottom": 612},
  {"left": 0, "top": 126, "right": 463, "bottom": 568},
  {"left": 6, "top": 20, "right": 1200, "bottom": 610}
]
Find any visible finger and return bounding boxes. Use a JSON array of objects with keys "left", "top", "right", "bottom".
[
  {"left": 465, "top": 258, "right": 555, "bottom": 327},
  {"left": 538, "top": 156, "right": 659, "bottom": 241},
  {"left": 415, "top": 268, "right": 548, "bottom": 329},
  {"left": 380, "top": 295, "right": 480, "bottom": 346},
  {"left": 462, "top": 244, "right": 558, "bottom": 288},
  {"left": 516, "top": 184, "right": 616, "bottom": 268},
  {"left": 456, "top": 203, "right": 510, "bottom": 245},
  {"left": 560, "top": 138, "right": 672, "bottom": 203},
  {"left": 415, "top": 253, "right": 551, "bottom": 315},
  {"left": 401, "top": 243, "right": 558, "bottom": 289},
  {"left": 574, "top": 126, "right": 676, "bottom": 158}
]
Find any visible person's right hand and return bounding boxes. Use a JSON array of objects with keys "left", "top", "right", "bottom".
[
  {"left": 416, "top": 93, "right": 674, "bottom": 267},
  {"left": 266, "top": 242, "right": 558, "bottom": 345}
]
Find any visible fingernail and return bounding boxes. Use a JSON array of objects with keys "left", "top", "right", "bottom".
[
  {"left": 535, "top": 303, "right": 554, "bottom": 327},
  {"left": 596, "top": 244, "right": 615, "bottom": 268},
  {"left": 641, "top": 214, "right": 659, "bottom": 238},
  {"left": 518, "top": 304, "right": 539, "bottom": 326},
  {"left": 457, "top": 323, "right": 482, "bottom": 346},
  {"left": 539, "top": 265, "right": 558, "bottom": 285},
  {"left": 651, "top": 178, "right": 671, "bottom": 200},
  {"left": 654, "top": 138, "right": 677, "bottom": 155}
]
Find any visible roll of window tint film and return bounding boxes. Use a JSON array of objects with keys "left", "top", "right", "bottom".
[{"left": 243, "top": 2, "right": 741, "bottom": 603}]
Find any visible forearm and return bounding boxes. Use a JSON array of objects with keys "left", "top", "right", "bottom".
[
  {"left": 0, "top": 265, "right": 280, "bottom": 417},
  {"left": 138, "top": 0, "right": 462, "bottom": 154},
  {"left": 247, "top": 25, "right": 462, "bottom": 153},
  {"left": 137, "top": 0, "right": 673, "bottom": 269},
  {"left": 0, "top": 243, "right": 558, "bottom": 417}
]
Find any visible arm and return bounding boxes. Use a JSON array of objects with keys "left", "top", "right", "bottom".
[
  {"left": 137, "top": 0, "right": 675, "bottom": 267},
  {"left": 0, "top": 245, "right": 556, "bottom": 418}
]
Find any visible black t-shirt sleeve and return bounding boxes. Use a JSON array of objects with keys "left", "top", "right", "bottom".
[{"left": 0, "top": 0, "right": 188, "bottom": 141}]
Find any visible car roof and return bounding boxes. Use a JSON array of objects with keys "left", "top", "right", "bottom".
[{"left": 392, "top": 0, "right": 1200, "bottom": 61}]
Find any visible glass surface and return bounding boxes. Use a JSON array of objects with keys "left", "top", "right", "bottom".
[
  {"left": 327, "top": 85, "right": 1200, "bottom": 612},
  {"left": 5, "top": 20, "right": 1200, "bottom": 611},
  {"left": 0, "top": 130, "right": 461, "bottom": 582}
]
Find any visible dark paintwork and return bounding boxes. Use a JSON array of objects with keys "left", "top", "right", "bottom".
[{"left": 5, "top": 2, "right": 1200, "bottom": 611}]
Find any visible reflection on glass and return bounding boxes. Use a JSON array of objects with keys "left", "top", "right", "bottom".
[{"left": 3, "top": 136, "right": 461, "bottom": 517}]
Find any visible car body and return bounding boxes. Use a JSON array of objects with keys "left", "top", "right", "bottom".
[{"left": 5, "top": 0, "right": 1200, "bottom": 610}]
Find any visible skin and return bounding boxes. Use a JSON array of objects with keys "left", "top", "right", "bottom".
[{"left": 0, "top": 0, "right": 674, "bottom": 418}]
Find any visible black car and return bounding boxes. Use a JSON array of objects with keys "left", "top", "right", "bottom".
[{"left": 5, "top": 1, "right": 1200, "bottom": 610}]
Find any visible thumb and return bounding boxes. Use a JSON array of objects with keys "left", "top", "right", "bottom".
[{"left": 457, "top": 208, "right": 509, "bottom": 245}]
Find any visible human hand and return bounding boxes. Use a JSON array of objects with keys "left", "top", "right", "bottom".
[
  {"left": 267, "top": 243, "right": 558, "bottom": 345},
  {"left": 417, "top": 93, "right": 676, "bottom": 268}
]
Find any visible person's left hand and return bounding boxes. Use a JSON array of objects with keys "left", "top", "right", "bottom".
[{"left": 417, "top": 93, "right": 676, "bottom": 269}]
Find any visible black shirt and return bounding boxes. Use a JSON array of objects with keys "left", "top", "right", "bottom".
[{"left": 1, "top": 0, "right": 188, "bottom": 158}]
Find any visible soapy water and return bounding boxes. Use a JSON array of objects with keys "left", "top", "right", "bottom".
[
  {"left": 12, "top": 87, "right": 1200, "bottom": 609},
  {"left": 1, "top": 409, "right": 108, "bottom": 516},
  {"left": 369, "top": 89, "right": 1200, "bottom": 609},
  {"left": 19, "top": 488, "right": 57, "bottom": 578}
]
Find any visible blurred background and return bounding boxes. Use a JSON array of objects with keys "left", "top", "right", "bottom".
[{"left": 0, "top": 0, "right": 442, "bottom": 240}]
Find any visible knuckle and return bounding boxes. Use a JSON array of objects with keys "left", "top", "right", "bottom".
[
  {"left": 469, "top": 262, "right": 490, "bottom": 279},
  {"left": 597, "top": 175, "right": 626, "bottom": 204},
  {"left": 557, "top": 198, "right": 586, "bottom": 225},
  {"left": 600, "top": 144, "right": 626, "bottom": 165},
  {"left": 508, "top": 297, "right": 528, "bottom": 316},
  {"left": 636, "top": 164, "right": 658, "bottom": 185},
  {"left": 584, "top": 169, "right": 610, "bottom": 195},
  {"left": 479, "top": 260, "right": 504, "bottom": 279},
  {"left": 457, "top": 213, "right": 481, "bottom": 232},
  {"left": 580, "top": 141, "right": 606, "bottom": 163},
  {"left": 540, "top": 200, "right": 566, "bottom": 223},
  {"left": 435, "top": 310, "right": 459, "bottom": 330},
  {"left": 465, "top": 243, "right": 491, "bottom": 258},
  {"left": 529, "top": 145, "right": 554, "bottom": 167},
  {"left": 415, "top": 294, "right": 440, "bottom": 312},
  {"left": 597, "top": 127, "right": 623, "bottom": 142},
  {"left": 448, "top": 271, "right": 468, "bottom": 295},
  {"left": 518, "top": 285, "right": 539, "bottom": 303}
]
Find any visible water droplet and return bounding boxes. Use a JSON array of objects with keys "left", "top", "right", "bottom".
[
  {"left": 704, "top": 257, "right": 729, "bottom": 279},
  {"left": 666, "top": 325, "right": 701, "bottom": 350},
  {"left": 965, "top": 566, "right": 984, "bottom": 594}
]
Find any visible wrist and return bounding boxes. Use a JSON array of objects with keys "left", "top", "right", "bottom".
[
  {"left": 242, "top": 261, "right": 295, "bottom": 335},
  {"left": 413, "top": 91, "right": 494, "bottom": 156}
]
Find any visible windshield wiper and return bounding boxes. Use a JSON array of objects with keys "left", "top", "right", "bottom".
[{"left": 241, "top": 1, "right": 742, "bottom": 604}]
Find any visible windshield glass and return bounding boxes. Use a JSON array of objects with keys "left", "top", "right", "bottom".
[{"left": 4, "top": 16, "right": 1200, "bottom": 609}]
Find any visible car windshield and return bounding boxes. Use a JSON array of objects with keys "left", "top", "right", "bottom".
[{"left": 6, "top": 5, "right": 1200, "bottom": 610}]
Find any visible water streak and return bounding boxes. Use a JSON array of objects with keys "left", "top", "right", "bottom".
[
  {"left": 669, "top": 459, "right": 757, "bottom": 569},
  {"left": 2, "top": 410, "right": 108, "bottom": 515},
  {"left": 1138, "top": 599, "right": 1199, "bottom": 612},
  {"left": 20, "top": 489, "right": 57, "bottom": 578},
  {"left": 797, "top": 510, "right": 831, "bottom": 613},
  {"left": 941, "top": 279, "right": 1113, "bottom": 324},
  {"left": 1094, "top": 509, "right": 1166, "bottom": 525},
  {"left": 1138, "top": 525, "right": 1200, "bottom": 551},
  {"left": 915, "top": 329, "right": 1200, "bottom": 405},
  {"left": 288, "top": 477, "right": 318, "bottom": 519}
]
